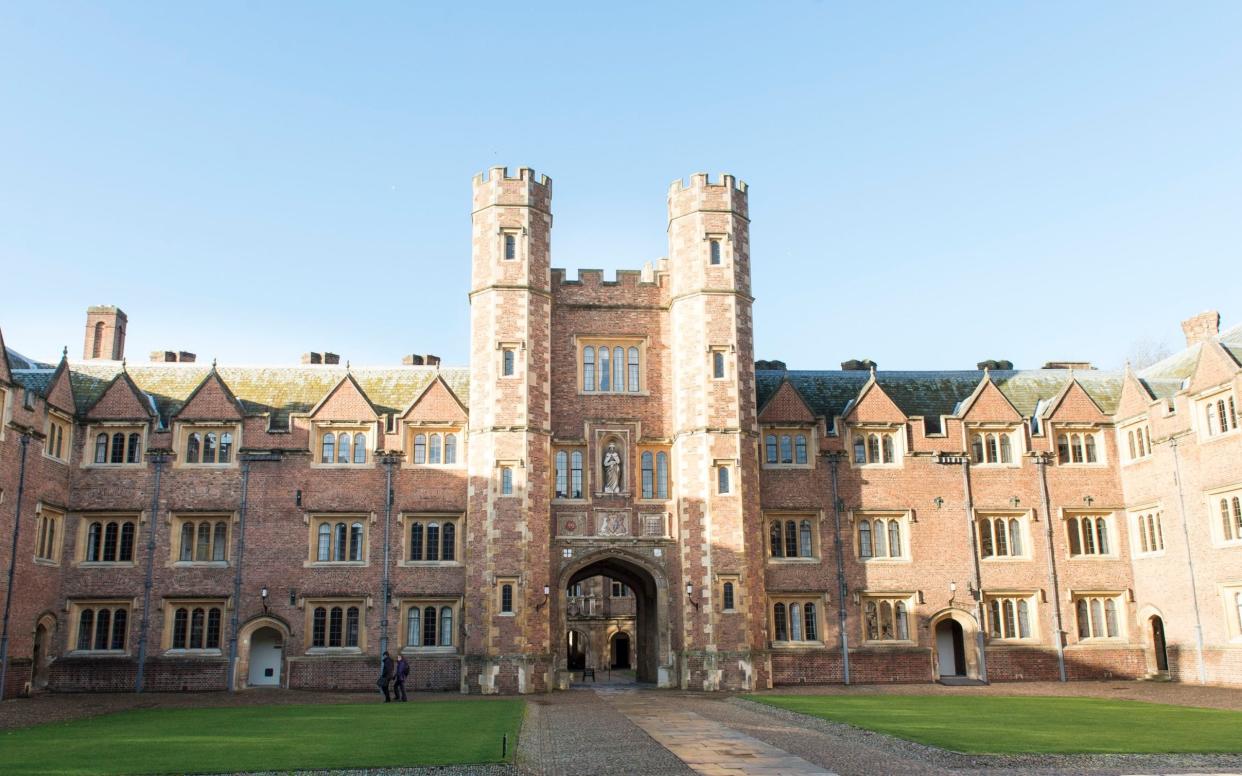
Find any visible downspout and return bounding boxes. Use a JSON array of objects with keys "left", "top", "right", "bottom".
[
  {"left": 0, "top": 432, "right": 32, "bottom": 701},
  {"left": 1034, "top": 452, "right": 1067, "bottom": 682},
  {"left": 226, "top": 456, "right": 251, "bottom": 692},
  {"left": 959, "top": 459, "right": 989, "bottom": 683},
  {"left": 826, "top": 453, "right": 850, "bottom": 684},
  {"left": 134, "top": 451, "right": 168, "bottom": 693},
  {"left": 379, "top": 453, "right": 399, "bottom": 658},
  {"left": 1169, "top": 436, "right": 1208, "bottom": 684}
]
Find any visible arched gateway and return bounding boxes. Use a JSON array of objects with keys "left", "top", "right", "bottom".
[{"left": 555, "top": 550, "right": 670, "bottom": 685}]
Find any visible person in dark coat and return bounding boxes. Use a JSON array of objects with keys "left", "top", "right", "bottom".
[
  {"left": 378, "top": 652, "right": 394, "bottom": 702},
  {"left": 394, "top": 654, "right": 409, "bottom": 702}
]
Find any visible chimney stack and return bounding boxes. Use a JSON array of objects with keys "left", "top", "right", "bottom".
[
  {"left": 840, "top": 359, "right": 876, "bottom": 372},
  {"left": 1181, "top": 310, "right": 1220, "bottom": 347},
  {"left": 401, "top": 354, "right": 441, "bottom": 366},
  {"left": 301, "top": 352, "right": 341, "bottom": 365},
  {"left": 83, "top": 306, "right": 128, "bottom": 361},
  {"left": 150, "top": 350, "right": 197, "bottom": 363}
]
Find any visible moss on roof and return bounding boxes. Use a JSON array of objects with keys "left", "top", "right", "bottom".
[
  {"left": 757, "top": 369, "right": 1123, "bottom": 421},
  {"left": 64, "top": 362, "right": 471, "bottom": 424}
]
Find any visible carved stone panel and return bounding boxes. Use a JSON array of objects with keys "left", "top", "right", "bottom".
[
  {"left": 594, "top": 509, "right": 631, "bottom": 537},
  {"left": 558, "top": 512, "right": 587, "bottom": 537},
  {"left": 639, "top": 512, "right": 668, "bottom": 538}
]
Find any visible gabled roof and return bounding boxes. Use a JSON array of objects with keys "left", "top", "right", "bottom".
[
  {"left": 59, "top": 361, "right": 471, "bottom": 427},
  {"left": 44, "top": 356, "right": 77, "bottom": 415},
  {"left": 756, "top": 368, "right": 1123, "bottom": 422},
  {"left": 842, "top": 375, "right": 908, "bottom": 423},
  {"left": 756, "top": 379, "right": 817, "bottom": 424},
  {"left": 174, "top": 369, "right": 246, "bottom": 420},
  {"left": 308, "top": 373, "right": 380, "bottom": 420},
  {"left": 400, "top": 374, "right": 469, "bottom": 421},
  {"left": 83, "top": 370, "right": 157, "bottom": 420}
]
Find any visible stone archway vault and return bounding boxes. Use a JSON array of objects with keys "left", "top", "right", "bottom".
[{"left": 556, "top": 549, "right": 670, "bottom": 685}]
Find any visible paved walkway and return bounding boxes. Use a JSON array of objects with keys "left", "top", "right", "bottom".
[{"left": 603, "top": 687, "right": 835, "bottom": 776}]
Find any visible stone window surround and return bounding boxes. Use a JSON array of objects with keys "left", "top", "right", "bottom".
[
  {"left": 852, "top": 509, "right": 912, "bottom": 563},
  {"left": 397, "top": 512, "right": 464, "bottom": 566},
  {"left": 1127, "top": 503, "right": 1166, "bottom": 557},
  {"left": 398, "top": 597, "right": 461, "bottom": 652},
  {"left": 574, "top": 336, "right": 649, "bottom": 396},
  {"left": 43, "top": 409, "right": 72, "bottom": 464},
  {"left": 983, "top": 590, "right": 1040, "bottom": 643},
  {"left": 161, "top": 597, "right": 229, "bottom": 653},
  {"left": 75, "top": 512, "right": 142, "bottom": 566},
  {"left": 303, "top": 598, "right": 367, "bottom": 653},
  {"left": 769, "top": 594, "right": 826, "bottom": 646},
  {"left": 173, "top": 421, "right": 241, "bottom": 469},
  {"left": 404, "top": 424, "right": 465, "bottom": 468},
  {"left": 34, "top": 501, "right": 65, "bottom": 566},
  {"left": 68, "top": 598, "right": 136, "bottom": 655},
  {"left": 848, "top": 424, "right": 902, "bottom": 468},
  {"left": 766, "top": 510, "right": 821, "bottom": 562},
  {"left": 170, "top": 512, "right": 235, "bottom": 567},
  {"left": 311, "top": 422, "right": 375, "bottom": 468},
  {"left": 965, "top": 423, "right": 1023, "bottom": 467},
  {"left": 1205, "top": 483, "right": 1242, "bottom": 548},
  {"left": 1117, "top": 418, "right": 1153, "bottom": 464},
  {"left": 83, "top": 423, "right": 148, "bottom": 468},
  {"left": 305, "top": 513, "right": 373, "bottom": 567},
  {"left": 764, "top": 426, "right": 815, "bottom": 469},
  {"left": 974, "top": 509, "right": 1033, "bottom": 562}
]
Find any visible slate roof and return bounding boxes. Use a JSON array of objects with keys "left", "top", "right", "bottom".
[
  {"left": 757, "top": 369, "right": 1124, "bottom": 423},
  {"left": 5, "top": 348, "right": 53, "bottom": 371},
  {"left": 18, "top": 361, "right": 472, "bottom": 427}
]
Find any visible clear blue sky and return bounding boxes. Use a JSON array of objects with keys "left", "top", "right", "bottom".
[{"left": 3, "top": 2, "right": 1239, "bottom": 371}]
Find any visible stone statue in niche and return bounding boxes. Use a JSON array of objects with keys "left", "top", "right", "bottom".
[{"left": 602, "top": 442, "right": 623, "bottom": 494}]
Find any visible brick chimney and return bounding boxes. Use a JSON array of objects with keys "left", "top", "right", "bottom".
[
  {"left": 840, "top": 359, "right": 876, "bottom": 372},
  {"left": 150, "top": 351, "right": 197, "bottom": 363},
  {"left": 301, "top": 352, "right": 341, "bottom": 365},
  {"left": 83, "top": 306, "right": 128, "bottom": 360},
  {"left": 1181, "top": 310, "right": 1220, "bottom": 347}
]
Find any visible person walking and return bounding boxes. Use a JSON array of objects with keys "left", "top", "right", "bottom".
[
  {"left": 377, "top": 652, "right": 394, "bottom": 702},
  {"left": 394, "top": 654, "right": 409, "bottom": 702}
]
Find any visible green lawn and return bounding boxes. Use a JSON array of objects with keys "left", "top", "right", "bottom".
[
  {"left": 747, "top": 694, "right": 1242, "bottom": 754},
  {"left": 0, "top": 699, "right": 525, "bottom": 776}
]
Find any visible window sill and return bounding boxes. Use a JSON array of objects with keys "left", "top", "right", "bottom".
[
  {"left": 551, "top": 497, "right": 588, "bottom": 504},
  {"left": 77, "top": 561, "right": 137, "bottom": 569},
  {"left": 764, "top": 464, "right": 815, "bottom": 470},
  {"left": 173, "top": 561, "right": 230, "bottom": 569},
  {"left": 1132, "top": 551, "right": 1167, "bottom": 559},
  {"left": 311, "top": 463, "right": 376, "bottom": 470},
  {"left": 1066, "top": 555, "right": 1119, "bottom": 561},
  {"left": 986, "top": 639, "right": 1042, "bottom": 647},
  {"left": 859, "top": 557, "right": 911, "bottom": 564},
  {"left": 399, "top": 560, "right": 461, "bottom": 568},
  {"left": 304, "top": 647, "right": 363, "bottom": 656},
  {"left": 980, "top": 556, "right": 1032, "bottom": 563},
  {"left": 771, "top": 641, "right": 825, "bottom": 649},
  {"left": 85, "top": 463, "right": 146, "bottom": 469},
  {"left": 972, "top": 463, "right": 1022, "bottom": 469},
  {"left": 497, "top": 612, "right": 515, "bottom": 618},
  {"left": 42, "top": 455, "right": 70, "bottom": 466},
  {"left": 176, "top": 463, "right": 239, "bottom": 470},
  {"left": 400, "top": 646, "right": 458, "bottom": 655},
  {"left": 1199, "top": 429, "right": 1240, "bottom": 443},
  {"left": 859, "top": 640, "right": 917, "bottom": 648},
  {"left": 849, "top": 463, "right": 902, "bottom": 470},
  {"left": 577, "top": 391, "right": 651, "bottom": 398},
  {"left": 164, "top": 649, "right": 224, "bottom": 657},
  {"left": 402, "top": 463, "right": 466, "bottom": 470},
  {"left": 33, "top": 557, "right": 60, "bottom": 567},
  {"left": 67, "top": 650, "right": 129, "bottom": 658},
  {"left": 1068, "top": 639, "right": 1128, "bottom": 648},
  {"left": 306, "top": 561, "right": 369, "bottom": 568}
]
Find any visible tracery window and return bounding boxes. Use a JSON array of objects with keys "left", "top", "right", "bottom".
[
  {"left": 1057, "top": 431, "right": 1102, "bottom": 465},
  {"left": 769, "top": 516, "right": 816, "bottom": 559},
  {"left": 82, "top": 518, "right": 137, "bottom": 563},
  {"left": 1074, "top": 595, "right": 1122, "bottom": 640},
  {"left": 182, "top": 425, "right": 236, "bottom": 465},
  {"left": 986, "top": 595, "right": 1034, "bottom": 640},
  {"left": 765, "top": 430, "right": 811, "bottom": 466},
  {"left": 857, "top": 515, "right": 907, "bottom": 560},
  {"left": 310, "top": 603, "right": 362, "bottom": 649},
  {"left": 863, "top": 597, "right": 911, "bottom": 642},
  {"left": 92, "top": 428, "right": 144, "bottom": 465},
  {"left": 771, "top": 598, "right": 819, "bottom": 643},
  {"left": 969, "top": 430, "right": 1016, "bottom": 465},
  {"left": 312, "top": 517, "right": 366, "bottom": 563},
  {"left": 168, "top": 602, "right": 224, "bottom": 650},
  {"left": 73, "top": 602, "right": 129, "bottom": 652},
  {"left": 1066, "top": 514, "right": 1112, "bottom": 557},
  {"left": 407, "top": 515, "right": 460, "bottom": 562},
  {"left": 175, "top": 517, "right": 230, "bottom": 563},
  {"left": 977, "top": 515, "right": 1026, "bottom": 559},
  {"left": 852, "top": 430, "right": 898, "bottom": 465}
]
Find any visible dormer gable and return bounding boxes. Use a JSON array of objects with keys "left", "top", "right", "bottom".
[
  {"left": 85, "top": 371, "right": 155, "bottom": 421},
  {"left": 758, "top": 380, "right": 816, "bottom": 425},
  {"left": 0, "top": 327, "right": 11, "bottom": 384},
  {"left": 400, "top": 375, "right": 467, "bottom": 424},
  {"left": 175, "top": 370, "right": 244, "bottom": 421},
  {"left": 45, "top": 357, "right": 77, "bottom": 416},
  {"left": 308, "top": 373, "right": 380, "bottom": 422},
  {"left": 958, "top": 377, "right": 1022, "bottom": 424},
  {"left": 1187, "top": 340, "right": 1241, "bottom": 396},
  {"left": 1114, "top": 367, "right": 1157, "bottom": 422},
  {"left": 1044, "top": 379, "right": 1108, "bottom": 425},
  {"left": 843, "top": 378, "right": 907, "bottom": 425}
]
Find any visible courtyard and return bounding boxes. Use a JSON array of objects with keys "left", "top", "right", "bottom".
[{"left": 2, "top": 682, "right": 1241, "bottom": 776}]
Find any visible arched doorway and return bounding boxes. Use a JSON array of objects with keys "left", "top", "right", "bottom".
[
  {"left": 1150, "top": 615, "right": 1169, "bottom": 673},
  {"left": 566, "top": 629, "right": 587, "bottom": 670},
  {"left": 31, "top": 615, "right": 55, "bottom": 690},
  {"left": 935, "top": 619, "right": 966, "bottom": 677},
  {"left": 930, "top": 609, "right": 981, "bottom": 681},
  {"left": 558, "top": 550, "right": 667, "bottom": 685},
  {"left": 238, "top": 617, "right": 289, "bottom": 689},
  {"left": 610, "top": 632, "right": 630, "bottom": 669}
]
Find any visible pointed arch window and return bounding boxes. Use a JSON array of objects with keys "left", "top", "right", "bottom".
[
  {"left": 183, "top": 425, "right": 237, "bottom": 465},
  {"left": 852, "top": 429, "right": 897, "bottom": 466},
  {"left": 769, "top": 515, "right": 817, "bottom": 559},
  {"left": 311, "top": 517, "right": 367, "bottom": 564},
  {"left": 970, "top": 430, "right": 1018, "bottom": 465}
]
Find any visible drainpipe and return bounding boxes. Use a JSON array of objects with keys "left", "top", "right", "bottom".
[
  {"left": 0, "top": 432, "right": 32, "bottom": 701},
  {"left": 379, "top": 453, "right": 400, "bottom": 658},
  {"left": 1168, "top": 436, "right": 1207, "bottom": 684},
  {"left": 1033, "top": 452, "right": 1067, "bottom": 682},
  {"left": 826, "top": 453, "right": 850, "bottom": 684},
  {"left": 135, "top": 450, "right": 169, "bottom": 693}
]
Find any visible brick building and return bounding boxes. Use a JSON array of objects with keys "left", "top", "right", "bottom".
[{"left": 1, "top": 168, "right": 1239, "bottom": 697}]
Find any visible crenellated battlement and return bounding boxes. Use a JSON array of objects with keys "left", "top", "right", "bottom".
[
  {"left": 667, "top": 172, "right": 748, "bottom": 221},
  {"left": 550, "top": 262, "right": 669, "bottom": 305},
  {"left": 472, "top": 165, "right": 553, "bottom": 211}
]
